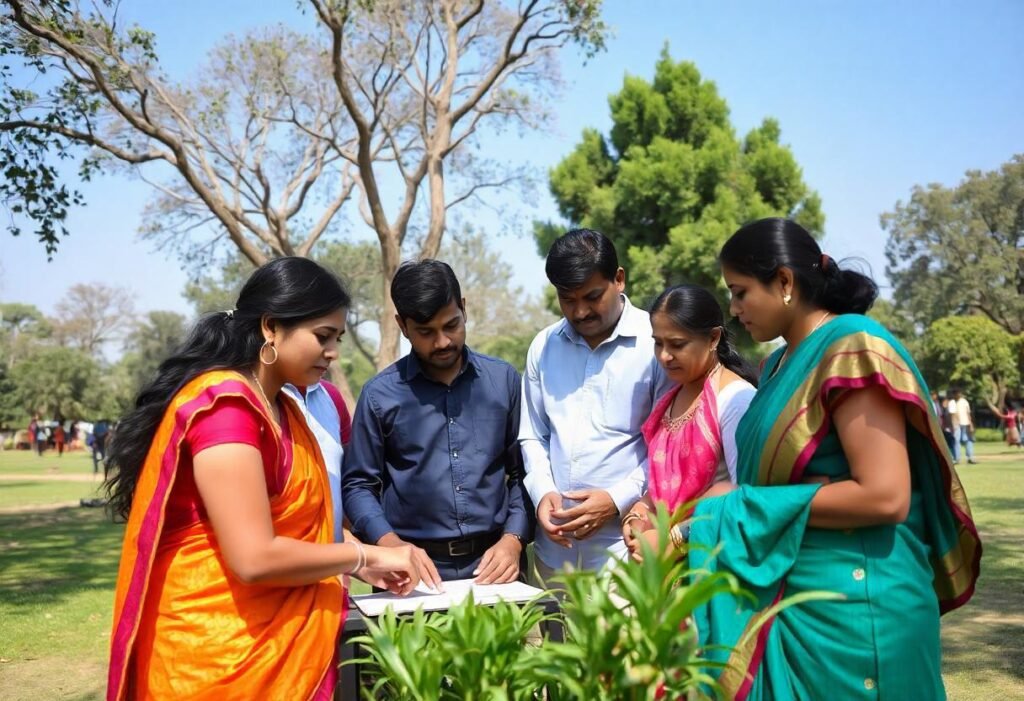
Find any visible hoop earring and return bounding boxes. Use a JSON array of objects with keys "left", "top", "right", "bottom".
[
  {"left": 259, "top": 341, "right": 278, "bottom": 365},
  {"left": 783, "top": 293, "right": 792, "bottom": 306}
]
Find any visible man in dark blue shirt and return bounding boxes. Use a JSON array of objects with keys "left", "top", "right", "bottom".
[{"left": 342, "top": 260, "right": 532, "bottom": 586}]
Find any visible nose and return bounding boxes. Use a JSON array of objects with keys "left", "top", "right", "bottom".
[
  {"left": 435, "top": 334, "right": 452, "bottom": 351},
  {"left": 572, "top": 305, "right": 592, "bottom": 322},
  {"left": 658, "top": 347, "right": 673, "bottom": 364},
  {"left": 729, "top": 298, "right": 740, "bottom": 318}
]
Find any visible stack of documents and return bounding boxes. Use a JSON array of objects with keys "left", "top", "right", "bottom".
[{"left": 351, "top": 578, "right": 545, "bottom": 616}]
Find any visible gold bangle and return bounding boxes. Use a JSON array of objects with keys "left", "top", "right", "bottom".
[{"left": 621, "top": 512, "right": 643, "bottom": 526}]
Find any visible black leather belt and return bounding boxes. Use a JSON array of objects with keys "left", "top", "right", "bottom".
[{"left": 407, "top": 530, "right": 502, "bottom": 558}]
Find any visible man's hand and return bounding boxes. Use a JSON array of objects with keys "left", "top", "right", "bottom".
[
  {"left": 473, "top": 534, "right": 522, "bottom": 584},
  {"left": 536, "top": 492, "right": 573, "bottom": 548},
  {"left": 554, "top": 489, "right": 618, "bottom": 541},
  {"left": 377, "top": 532, "right": 444, "bottom": 592}
]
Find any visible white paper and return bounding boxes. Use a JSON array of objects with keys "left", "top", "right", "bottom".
[{"left": 351, "top": 578, "right": 546, "bottom": 617}]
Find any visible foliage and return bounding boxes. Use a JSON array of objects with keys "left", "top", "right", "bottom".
[
  {"left": 867, "top": 298, "right": 920, "bottom": 355},
  {"left": 536, "top": 48, "right": 824, "bottom": 321},
  {"left": 2, "top": 0, "right": 608, "bottom": 367},
  {"left": 882, "top": 154, "right": 1024, "bottom": 336},
  {"left": 350, "top": 512, "right": 836, "bottom": 700},
  {"left": 7, "top": 345, "right": 103, "bottom": 419},
  {"left": 921, "top": 315, "right": 1022, "bottom": 408}
]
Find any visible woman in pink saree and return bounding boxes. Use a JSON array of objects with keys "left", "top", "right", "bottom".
[{"left": 621, "top": 285, "right": 757, "bottom": 554}]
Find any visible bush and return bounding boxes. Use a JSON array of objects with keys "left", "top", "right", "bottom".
[
  {"left": 973, "top": 427, "right": 1005, "bottom": 443},
  {"left": 348, "top": 513, "right": 832, "bottom": 700}
]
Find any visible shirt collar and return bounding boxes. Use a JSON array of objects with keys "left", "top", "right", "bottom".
[
  {"left": 401, "top": 346, "right": 480, "bottom": 384},
  {"left": 558, "top": 294, "right": 644, "bottom": 346}
]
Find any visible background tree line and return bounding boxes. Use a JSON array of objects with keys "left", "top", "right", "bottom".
[{"left": 3, "top": 2, "right": 1020, "bottom": 420}]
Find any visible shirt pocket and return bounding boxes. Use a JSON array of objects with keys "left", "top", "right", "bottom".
[
  {"left": 472, "top": 410, "right": 509, "bottom": 463},
  {"left": 602, "top": 376, "right": 652, "bottom": 433}
]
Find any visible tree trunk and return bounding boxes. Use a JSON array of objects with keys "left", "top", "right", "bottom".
[{"left": 375, "top": 237, "right": 403, "bottom": 369}]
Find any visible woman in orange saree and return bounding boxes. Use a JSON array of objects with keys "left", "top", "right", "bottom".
[{"left": 105, "top": 258, "right": 422, "bottom": 700}]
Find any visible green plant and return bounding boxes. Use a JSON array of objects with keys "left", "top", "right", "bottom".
[{"left": 348, "top": 511, "right": 834, "bottom": 700}]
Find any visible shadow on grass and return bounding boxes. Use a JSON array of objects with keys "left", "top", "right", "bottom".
[{"left": 0, "top": 506, "right": 124, "bottom": 609}]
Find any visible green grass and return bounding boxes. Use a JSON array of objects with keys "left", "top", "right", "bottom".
[
  {"left": 0, "top": 507, "right": 123, "bottom": 701},
  {"left": 0, "top": 446, "right": 1020, "bottom": 700},
  {"left": 0, "top": 481, "right": 105, "bottom": 510},
  {"left": 940, "top": 442, "right": 1024, "bottom": 700},
  {"left": 0, "top": 450, "right": 99, "bottom": 476}
]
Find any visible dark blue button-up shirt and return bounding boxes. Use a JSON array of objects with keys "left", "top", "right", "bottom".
[{"left": 342, "top": 347, "right": 531, "bottom": 545}]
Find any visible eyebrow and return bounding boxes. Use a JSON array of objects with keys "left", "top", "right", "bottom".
[{"left": 316, "top": 325, "right": 342, "bottom": 334}]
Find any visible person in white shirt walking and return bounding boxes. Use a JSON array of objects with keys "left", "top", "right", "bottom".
[
  {"left": 947, "top": 388, "right": 977, "bottom": 465},
  {"left": 519, "top": 228, "right": 672, "bottom": 582}
]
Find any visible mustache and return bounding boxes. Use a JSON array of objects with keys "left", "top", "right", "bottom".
[{"left": 574, "top": 316, "right": 600, "bottom": 324}]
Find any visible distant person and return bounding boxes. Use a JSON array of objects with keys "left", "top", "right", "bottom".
[
  {"left": 933, "top": 390, "right": 956, "bottom": 456},
  {"left": 54, "top": 424, "right": 66, "bottom": 457},
  {"left": 92, "top": 419, "right": 110, "bottom": 473},
  {"left": 948, "top": 388, "right": 977, "bottom": 464},
  {"left": 33, "top": 418, "right": 47, "bottom": 457},
  {"left": 992, "top": 403, "right": 1022, "bottom": 448}
]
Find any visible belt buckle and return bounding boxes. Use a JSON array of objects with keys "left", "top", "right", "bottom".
[{"left": 447, "top": 539, "right": 472, "bottom": 557}]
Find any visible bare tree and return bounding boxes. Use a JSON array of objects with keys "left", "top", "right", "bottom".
[
  {"left": 54, "top": 282, "right": 135, "bottom": 356},
  {"left": 2, "top": 0, "right": 607, "bottom": 368}
]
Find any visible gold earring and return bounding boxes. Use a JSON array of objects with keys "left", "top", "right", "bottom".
[
  {"left": 259, "top": 340, "right": 278, "bottom": 365},
  {"left": 783, "top": 293, "right": 792, "bottom": 306}
]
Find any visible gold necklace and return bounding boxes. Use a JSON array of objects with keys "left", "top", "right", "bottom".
[
  {"left": 250, "top": 370, "right": 273, "bottom": 410},
  {"left": 774, "top": 312, "right": 832, "bottom": 375},
  {"left": 661, "top": 362, "right": 720, "bottom": 434}
]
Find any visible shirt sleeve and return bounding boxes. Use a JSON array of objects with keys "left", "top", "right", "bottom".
[
  {"left": 340, "top": 387, "right": 394, "bottom": 544},
  {"left": 320, "top": 380, "right": 352, "bottom": 445},
  {"left": 519, "top": 335, "right": 559, "bottom": 507},
  {"left": 717, "top": 382, "right": 756, "bottom": 484},
  {"left": 186, "top": 397, "right": 263, "bottom": 454},
  {"left": 185, "top": 397, "right": 280, "bottom": 492},
  {"left": 502, "top": 366, "right": 533, "bottom": 542}
]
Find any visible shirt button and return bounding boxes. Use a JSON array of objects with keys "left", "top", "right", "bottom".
[
  {"left": 449, "top": 418, "right": 455, "bottom": 424},
  {"left": 452, "top": 451, "right": 459, "bottom": 459},
  {"left": 864, "top": 678, "right": 875, "bottom": 690},
  {"left": 455, "top": 486, "right": 463, "bottom": 493},
  {"left": 852, "top": 568, "right": 866, "bottom": 581}
]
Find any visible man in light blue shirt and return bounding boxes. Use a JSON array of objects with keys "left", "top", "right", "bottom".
[
  {"left": 520, "top": 229, "right": 671, "bottom": 577},
  {"left": 282, "top": 380, "right": 350, "bottom": 542}
]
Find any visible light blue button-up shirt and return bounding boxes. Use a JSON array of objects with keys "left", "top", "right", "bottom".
[
  {"left": 282, "top": 382, "right": 345, "bottom": 543},
  {"left": 519, "top": 296, "right": 672, "bottom": 571}
]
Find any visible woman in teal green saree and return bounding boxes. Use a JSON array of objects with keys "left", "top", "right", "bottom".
[{"left": 688, "top": 219, "right": 980, "bottom": 700}]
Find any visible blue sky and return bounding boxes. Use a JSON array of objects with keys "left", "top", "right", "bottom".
[{"left": 3, "top": 1, "right": 1022, "bottom": 318}]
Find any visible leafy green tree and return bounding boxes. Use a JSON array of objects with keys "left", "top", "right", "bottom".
[
  {"left": 9, "top": 346, "right": 103, "bottom": 419},
  {"left": 921, "top": 316, "right": 1022, "bottom": 409},
  {"left": 120, "top": 310, "right": 188, "bottom": 395},
  {"left": 537, "top": 49, "right": 824, "bottom": 309},
  {"left": 882, "top": 154, "right": 1024, "bottom": 336},
  {"left": 0, "top": 301, "right": 50, "bottom": 369}
]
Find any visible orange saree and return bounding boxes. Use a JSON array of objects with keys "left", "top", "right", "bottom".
[{"left": 107, "top": 370, "right": 344, "bottom": 701}]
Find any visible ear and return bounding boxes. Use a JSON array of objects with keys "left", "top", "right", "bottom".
[
  {"left": 614, "top": 267, "right": 626, "bottom": 291},
  {"left": 394, "top": 314, "right": 409, "bottom": 339},
  {"left": 776, "top": 267, "right": 796, "bottom": 299},
  {"left": 709, "top": 326, "right": 723, "bottom": 348},
  {"left": 260, "top": 315, "right": 276, "bottom": 342},
  {"left": 459, "top": 297, "right": 468, "bottom": 324}
]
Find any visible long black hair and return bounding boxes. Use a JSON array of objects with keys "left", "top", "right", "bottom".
[
  {"left": 650, "top": 284, "right": 759, "bottom": 387},
  {"left": 719, "top": 218, "right": 878, "bottom": 315},
  {"left": 105, "top": 257, "right": 351, "bottom": 520}
]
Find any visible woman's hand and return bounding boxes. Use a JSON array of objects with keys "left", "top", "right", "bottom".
[{"left": 357, "top": 544, "right": 423, "bottom": 596}]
